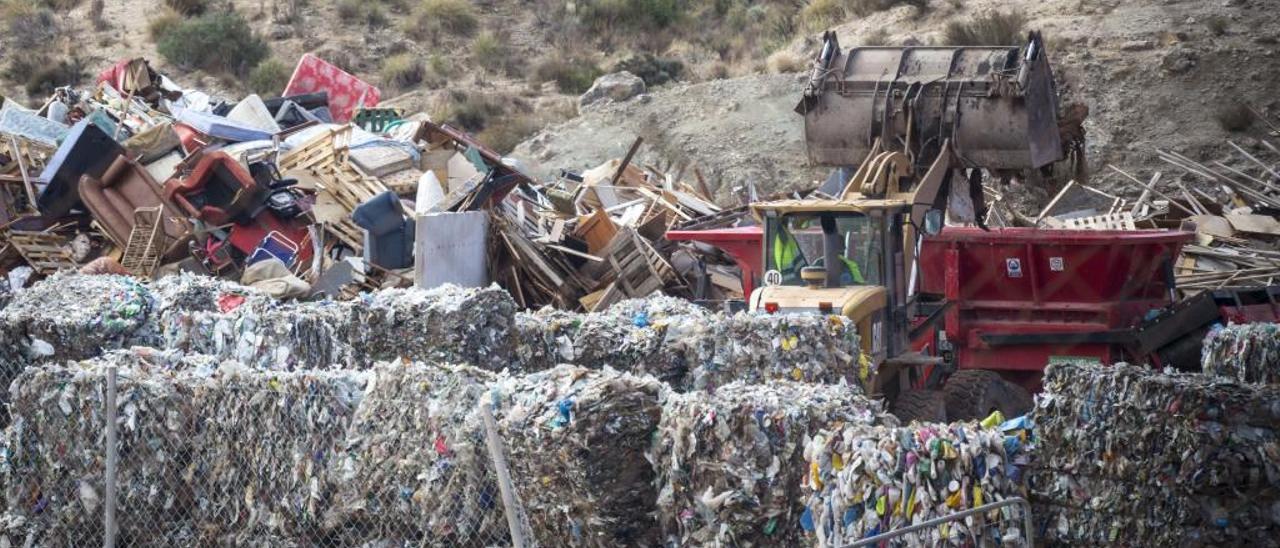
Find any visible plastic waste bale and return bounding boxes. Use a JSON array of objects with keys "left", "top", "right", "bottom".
[
  {"left": 512, "top": 308, "right": 585, "bottom": 373},
  {"left": 184, "top": 364, "right": 367, "bottom": 543},
  {"left": 691, "top": 313, "right": 861, "bottom": 393},
  {"left": 1, "top": 353, "right": 195, "bottom": 545},
  {"left": 327, "top": 361, "right": 507, "bottom": 545},
  {"left": 801, "top": 420, "right": 1026, "bottom": 547},
  {"left": 156, "top": 274, "right": 357, "bottom": 371},
  {"left": 352, "top": 284, "right": 517, "bottom": 370},
  {"left": 651, "top": 381, "right": 891, "bottom": 547},
  {"left": 489, "top": 364, "right": 664, "bottom": 546},
  {"left": 1031, "top": 361, "right": 1280, "bottom": 546},
  {"left": 0, "top": 273, "right": 159, "bottom": 368},
  {"left": 1201, "top": 322, "right": 1280, "bottom": 384}
]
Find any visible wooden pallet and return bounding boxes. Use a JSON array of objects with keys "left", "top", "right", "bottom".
[
  {"left": 7, "top": 231, "right": 76, "bottom": 273},
  {"left": 120, "top": 207, "right": 166, "bottom": 277},
  {"left": 592, "top": 228, "right": 682, "bottom": 311}
]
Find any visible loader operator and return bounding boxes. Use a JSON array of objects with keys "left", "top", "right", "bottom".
[{"left": 772, "top": 216, "right": 865, "bottom": 285}]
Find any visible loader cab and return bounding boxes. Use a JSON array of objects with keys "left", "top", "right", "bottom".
[{"left": 764, "top": 211, "right": 886, "bottom": 288}]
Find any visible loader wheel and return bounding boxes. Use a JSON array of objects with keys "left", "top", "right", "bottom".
[
  {"left": 943, "top": 370, "right": 1034, "bottom": 422},
  {"left": 891, "top": 390, "right": 948, "bottom": 424}
]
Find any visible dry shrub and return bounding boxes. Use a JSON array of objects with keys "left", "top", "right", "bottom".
[
  {"left": 147, "top": 9, "right": 183, "bottom": 41},
  {"left": 2, "top": 3, "right": 59, "bottom": 49},
  {"left": 1204, "top": 15, "right": 1228, "bottom": 36},
  {"left": 477, "top": 114, "right": 541, "bottom": 154},
  {"left": 472, "top": 31, "right": 517, "bottom": 75},
  {"left": 163, "top": 0, "right": 207, "bottom": 16},
  {"left": 532, "top": 54, "right": 602, "bottom": 95},
  {"left": 380, "top": 53, "right": 425, "bottom": 89},
  {"left": 847, "top": 0, "right": 927, "bottom": 17},
  {"left": 407, "top": 0, "right": 477, "bottom": 38},
  {"left": 800, "top": 0, "right": 844, "bottom": 31},
  {"left": 4, "top": 55, "right": 84, "bottom": 96},
  {"left": 612, "top": 54, "right": 683, "bottom": 86},
  {"left": 766, "top": 51, "right": 807, "bottom": 73},
  {"left": 861, "top": 27, "right": 891, "bottom": 45},
  {"left": 435, "top": 91, "right": 505, "bottom": 132},
  {"left": 1215, "top": 102, "right": 1254, "bottom": 132},
  {"left": 942, "top": 10, "right": 1026, "bottom": 46}
]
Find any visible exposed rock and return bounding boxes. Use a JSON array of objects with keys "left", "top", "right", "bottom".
[{"left": 578, "top": 71, "right": 646, "bottom": 108}]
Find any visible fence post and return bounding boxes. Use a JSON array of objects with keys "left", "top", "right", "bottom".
[
  {"left": 103, "top": 365, "right": 118, "bottom": 548},
  {"left": 480, "top": 397, "right": 527, "bottom": 548}
]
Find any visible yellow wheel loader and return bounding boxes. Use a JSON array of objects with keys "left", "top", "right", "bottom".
[{"left": 750, "top": 31, "right": 1084, "bottom": 422}]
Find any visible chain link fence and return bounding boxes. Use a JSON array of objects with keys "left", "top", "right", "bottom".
[{"left": 3, "top": 366, "right": 538, "bottom": 547}]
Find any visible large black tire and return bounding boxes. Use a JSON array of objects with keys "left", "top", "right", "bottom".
[
  {"left": 891, "top": 390, "right": 948, "bottom": 424},
  {"left": 943, "top": 370, "right": 1034, "bottom": 422}
]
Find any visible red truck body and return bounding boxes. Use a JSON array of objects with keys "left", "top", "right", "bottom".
[{"left": 915, "top": 228, "right": 1192, "bottom": 390}]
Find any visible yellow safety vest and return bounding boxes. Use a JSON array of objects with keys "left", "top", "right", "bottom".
[
  {"left": 773, "top": 231, "right": 800, "bottom": 272},
  {"left": 838, "top": 256, "right": 865, "bottom": 284}
]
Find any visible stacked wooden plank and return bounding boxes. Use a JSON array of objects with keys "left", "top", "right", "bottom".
[{"left": 484, "top": 142, "right": 743, "bottom": 311}]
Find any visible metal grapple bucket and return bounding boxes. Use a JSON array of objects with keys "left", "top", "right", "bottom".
[{"left": 797, "top": 32, "right": 1063, "bottom": 172}]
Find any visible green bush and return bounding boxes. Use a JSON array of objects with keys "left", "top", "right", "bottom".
[
  {"left": 336, "top": 0, "right": 361, "bottom": 18},
  {"left": 532, "top": 55, "right": 602, "bottom": 94},
  {"left": 163, "top": 0, "right": 207, "bottom": 16},
  {"left": 248, "top": 58, "right": 290, "bottom": 97},
  {"left": 942, "top": 11, "right": 1026, "bottom": 46},
  {"left": 380, "top": 53, "right": 424, "bottom": 89},
  {"left": 157, "top": 11, "right": 268, "bottom": 75},
  {"left": 408, "top": 0, "right": 478, "bottom": 38}
]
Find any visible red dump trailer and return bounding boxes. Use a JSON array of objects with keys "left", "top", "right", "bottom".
[{"left": 913, "top": 228, "right": 1193, "bottom": 391}]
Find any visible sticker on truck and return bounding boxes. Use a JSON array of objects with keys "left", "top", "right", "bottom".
[{"left": 1006, "top": 258, "right": 1023, "bottom": 278}]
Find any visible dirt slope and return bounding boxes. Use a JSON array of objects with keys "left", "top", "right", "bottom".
[{"left": 515, "top": 0, "right": 1280, "bottom": 207}]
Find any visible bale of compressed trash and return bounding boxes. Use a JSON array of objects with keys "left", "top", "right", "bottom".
[
  {"left": 184, "top": 364, "right": 367, "bottom": 543},
  {"left": 327, "top": 361, "right": 507, "bottom": 545},
  {"left": 1031, "top": 361, "right": 1280, "bottom": 545},
  {"left": 512, "top": 308, "right": 585, "bottom": 372},
  {"left": 801, "top": 420, "right": 1029, "bottom": 547},
  {"left": 489, "top": 364, "right": 664, "bottom": 546},
  {"left": 692, "top": 313, "right": 862, "bottom": 393},
  {"left": 651, "top": 381, "right": 890, "bottom": 547},
  {"left": 1201, "top": 322, "right": 1280, "bottom": 384},
  {"left": 1, "top": 353, "right": 195, "bottom": 544},
  {"left": 0, "top": 273, "right": 159, "bottom": 369},
  {"left": 352, "top": 284, "right": 518, "bottom": 370}
]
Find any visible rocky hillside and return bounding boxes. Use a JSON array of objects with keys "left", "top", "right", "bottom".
[{"left": 2, "top": 0, "right": 1275, "bottom": 210}]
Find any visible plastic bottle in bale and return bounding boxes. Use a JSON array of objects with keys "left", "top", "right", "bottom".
[
  {"left": 651, "top": 381, "right": 892, "bottom": 546},
  {"left": 489, "top": 364, "right": 664, "bottom": 546}
]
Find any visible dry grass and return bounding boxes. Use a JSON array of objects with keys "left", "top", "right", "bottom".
[
  {"left": 163, "top": 0, "right": 207, "bottom": 16},
  {"left": 407, "top": 0, "right": 477, "bottom": 38},
  {"left": 942, "top": 10, "right": 1027, "bottom": 45},
  {"left": 860, "top": 28, "right": 891, "bottom": 45},
  {"left": 147, "top": 9, "right": 183, "bottom": 41},
  {"left": 380, "top": 53, "right": 425, "bottom": 89},
  {"left": 800, "top": 0, "right": 844, "bottom": 31},
  {"left": 531, "top": 54, "right": 602, "bottom": 94},
  {"left": 847, "top": 0, "right": 928, "bottom": 17},
  {"left": 766, "top": 50, "right": 806, "bottom": 73}
]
